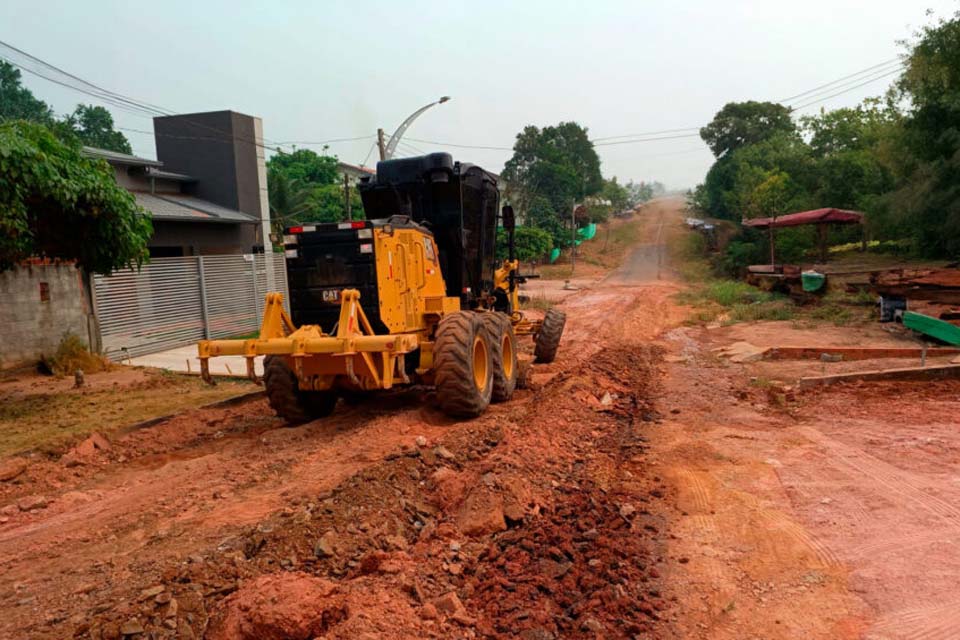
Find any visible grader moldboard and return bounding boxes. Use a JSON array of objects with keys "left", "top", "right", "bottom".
[{"left": 198, "top": 153, "right": 566, "bottom": 422}]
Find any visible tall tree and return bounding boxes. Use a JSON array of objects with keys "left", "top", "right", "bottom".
[
  {"left": 700, "top": 101, "right": 796, "bottom": 158},
  {"left": 0, "top": 61, "right": 55, "bottom": 124},
  {"left": 887, "top": 11, "right": 960, "bottom": 256},
  {"left": 61, "top": 105, "right": 132, "bottom": 154},
  {"left": 502, "top": 121, "right": 602, "bottom": 242},
  {"left": 267, "top": 148, "right": 339, "bottom": 186}
]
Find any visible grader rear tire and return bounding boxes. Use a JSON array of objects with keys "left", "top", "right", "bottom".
[
  {"left": 434, "top": 311, "right": 493, "bottom": 417},
  {"left": 534, "top": 308, "right": 566, "bottom": 364},
  {"left": 263, "top": 355, "right": 338, "bottom": 424},
  {"left": 481, "top": 313, "right": 518, "bottom": 403}
]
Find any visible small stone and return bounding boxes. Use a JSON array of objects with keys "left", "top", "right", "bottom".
[
  {"left": 415, "top": 436, "right": 428, "bottom": 448},
  {"left": 138, "top": 585, "right": 164, "bottom": 601},
  {"left": 384, "top": 534, "right": 408, "bottom": 551},
  {"left": 314, "top": 531, "right": 338, "bottom": 558},
  {"left": 581, "top": 618, "right": 604, "bottom": 632},
  {"left": 420, "top": 603, "right": 438, "bottom": 620},
  {"left": 17, "top": 495, "right": 48, "bottom": 512},
  {"left": 435, "top": 446, "right": 456, "bottom": 461},
  {"left": 155, "top": 592, "right": 172, "bottom": 604},
  {"left": 449, "top": 541, "right": 461, "bottom": 553},
  {"left": 0, "top": 459, "right": 27, "bottom": 482},
  {"left": 120, "top": 618, "right": 144, "bottom": 636},
  {"left": 448, "top": 563, "right": 463, "bottom": 576},
  {"left": 164, "top": 598, "right": 179, "bottom": 618},
  {"left": 619, "top": 504, "right": 636, "bottom": 518},
  {"left": 433, "top": 591, "right": 465, "bottom": 615},
  {"left": 599, "top": 392, "right": 613, "bottom": 406}
]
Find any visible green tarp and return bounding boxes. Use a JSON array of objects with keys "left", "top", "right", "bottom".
[{"left": 903, "top": 311, "right": 960, "bottom": 346}]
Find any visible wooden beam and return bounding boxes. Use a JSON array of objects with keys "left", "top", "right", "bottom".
[
  {"left": 799, "top": 364, "right": 960, "bottom": 389},
  {"left": 766, "top": 346, "right": 960, "bottom": 361}
]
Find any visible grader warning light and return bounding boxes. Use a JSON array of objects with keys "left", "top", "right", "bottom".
[{"left": 198, "top": 153, "right": 566, "bottom": 422}]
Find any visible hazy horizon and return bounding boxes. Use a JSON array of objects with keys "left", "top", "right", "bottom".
[{"left": 2, "top": 1, "right": 955, "bottom": 190}]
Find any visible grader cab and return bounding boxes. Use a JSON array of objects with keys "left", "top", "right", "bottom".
[{"left": 197, "top": 153, "right": 566, "bottom": 422}]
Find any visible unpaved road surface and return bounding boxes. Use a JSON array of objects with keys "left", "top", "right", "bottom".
[{"left": 2, "top": 197, "right": 958, "bottom": 639}]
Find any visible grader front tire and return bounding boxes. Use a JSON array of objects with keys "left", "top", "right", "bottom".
[
  {"left": 534, "top": 308, "right": 566, "bottom": 364},
  {"left": 482, "top": 313, "right": 518, "bottom": 403},
  {"left": 434, "top": 312, "right": 494, "bottom": 418},
  {"left": 263, "top": 355, "right": 338, "bottom": 424}
]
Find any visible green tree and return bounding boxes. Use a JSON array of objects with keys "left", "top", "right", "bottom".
[
  {"left": 0, "top": 61, "right": 54, "bottom": 124},
  {"left": 306, "top": 183, "right": 364, "bottom": 223},
  {"left": 61, "top": 104, "right": 132, "bottom": 154},
  {"left": 885, "top": 11, "right": 960, "bottom": 256},
  {"left": 503, "top": 121, "right": 603, "bottom": 217},
  {"left": 496, "top": 226, "right": 553, "bottom": 264},
  {"left": 0, "top": 120, "right": 151, "bottom": 274},
  {"left": 700, "top": 101, "right": 796, "bottom": 158},
  {"left": 267, "top": 148, "right": 339, "bottom": 186},
  {"left": 268, "top": 170, "right": 311, "bottom": 236}
]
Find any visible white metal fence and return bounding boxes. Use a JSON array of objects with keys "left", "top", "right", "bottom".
[{"left": 93, "top": 253, "right": 289, "bottom": 360}]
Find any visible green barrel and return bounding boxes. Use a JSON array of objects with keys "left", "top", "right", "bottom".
[{"left": 801, "top": 270, "right": 826, "bottom": 292}]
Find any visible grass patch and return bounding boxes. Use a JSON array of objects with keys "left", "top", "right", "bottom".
[
  {"left": 523, "top": 294, "right": 554, "bottom": 312},
  {"left": 0, "top": 370, "right": 253, "bottom": 457}
]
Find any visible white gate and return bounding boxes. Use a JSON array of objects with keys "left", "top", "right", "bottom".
[{"left": 93, "top": 253, "right": 288, "bottom": 360}]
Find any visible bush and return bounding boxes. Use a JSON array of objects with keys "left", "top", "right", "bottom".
[{"left": 40, "top": 333, "right": 110, "bottom": 376}]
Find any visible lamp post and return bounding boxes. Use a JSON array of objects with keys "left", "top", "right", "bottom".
[{"left": 379, "top": 96, "right": 451, "bottom": 160}]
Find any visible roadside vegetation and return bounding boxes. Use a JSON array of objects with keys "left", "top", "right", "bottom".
[
  {"left": 670, "top": 224, "right": 875, "bottom": 327},
  {"left": 689, "top": 12, "right": 960, "bottom": 274}
]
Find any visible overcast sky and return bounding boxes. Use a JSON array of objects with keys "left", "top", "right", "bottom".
[{"left": 1, "top": 1, "right": 956, "bottom": 189}]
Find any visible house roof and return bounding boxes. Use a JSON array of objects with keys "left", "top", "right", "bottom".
[
  {"left": 82, "top": 146, "right": 162, "bottom": 168},
  {"left": 743, "top": 208, "right": 864, "bottom": 229},
  {"left": 133, "top": 192, "right": 258, "bottom": 224},
  {"left": 144, "top": 166, "right": 196, "bottom": 182},
  {"left": 338, "top": 161, "right": 376, "bottom": 176}
]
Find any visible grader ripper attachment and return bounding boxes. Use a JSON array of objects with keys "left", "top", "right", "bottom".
[{"left": 198, "top": 153, "right": 566, "bottom": 422}]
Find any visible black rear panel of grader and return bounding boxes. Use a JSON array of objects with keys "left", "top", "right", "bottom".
[
  {"left": 358, "top": 153, "right": 499, "bottom": 309},
  {"left": 284, "top": 222, "right": 387, "bottom": 334}
]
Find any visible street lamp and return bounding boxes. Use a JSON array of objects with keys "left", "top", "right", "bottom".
[{"left": 378, "top": 96, "right": 451, "bottom": 160}]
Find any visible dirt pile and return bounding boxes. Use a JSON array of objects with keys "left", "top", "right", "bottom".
[{"left": 75, "top": 344, "right": 669, "bottom": 639}]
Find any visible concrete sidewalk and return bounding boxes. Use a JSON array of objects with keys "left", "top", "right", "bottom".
[{"left": 129, "top": 345, "right": 263, "bottom": 378}]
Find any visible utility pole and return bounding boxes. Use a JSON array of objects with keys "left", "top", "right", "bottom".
[
  {"left": 343, "top": 173, "right": 352, "bottom": 221},
  {"left": 377, "top": 128, "right": 387, "bottom": 161}
]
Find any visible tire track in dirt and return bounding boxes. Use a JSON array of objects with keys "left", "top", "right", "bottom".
[
  {"left": 867, "top": 600, "right": 960, "bottom": 640},
  {"left": 798, "top": 426, "right": 960, "bottom": 524}
]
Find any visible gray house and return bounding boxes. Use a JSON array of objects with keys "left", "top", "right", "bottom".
[{"left": 83, "top": 110, "right": 272, "bottom": 257}]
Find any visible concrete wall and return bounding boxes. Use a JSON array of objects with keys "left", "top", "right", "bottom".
[{"left": 0, "top": 264, "right": 98, "bottom": 369}]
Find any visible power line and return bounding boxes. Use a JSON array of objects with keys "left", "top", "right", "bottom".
[
  {"left": 403, "top": 136, "right": 514, "bottom": 151},
  {"left": 788, "top": 67, "right": 904, "bottom": 112},
  {"left": 0, "top": 39, "right": 176, "bottom": 116},
  {"left": 593, "top": 132, "right": 703, "bottom": 147},
  {"left": 275, "top": 135, "right": 375, "bottom": 146},
  {"left": 591, "top": 126, "right": 702, "bottom": 142},
  {"left": 778, "top": 57, "right": 902, "bottom": 103},
  {"left": 0, "top": 41, "right": 287, "bottom": 153}
]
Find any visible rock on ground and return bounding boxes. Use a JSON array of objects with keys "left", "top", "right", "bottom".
[{"left": 206, "top": 572, "right": 344, "bottom": 640}]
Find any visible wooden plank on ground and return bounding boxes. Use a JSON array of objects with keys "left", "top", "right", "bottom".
[
  {"left": 799, "top": 364, "right": 960, "bottom": 389},
  {"left": 766, "top": 346, "right": 960, "bottom": 361}
]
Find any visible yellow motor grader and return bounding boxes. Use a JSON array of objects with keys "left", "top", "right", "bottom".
[{"left": 198, "top": 153, "right": 565, "bottom": 422}]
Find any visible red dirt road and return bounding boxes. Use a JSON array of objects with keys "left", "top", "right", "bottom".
[{"left": 1, "top": 197, "right": 958, "bottom": 639}]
